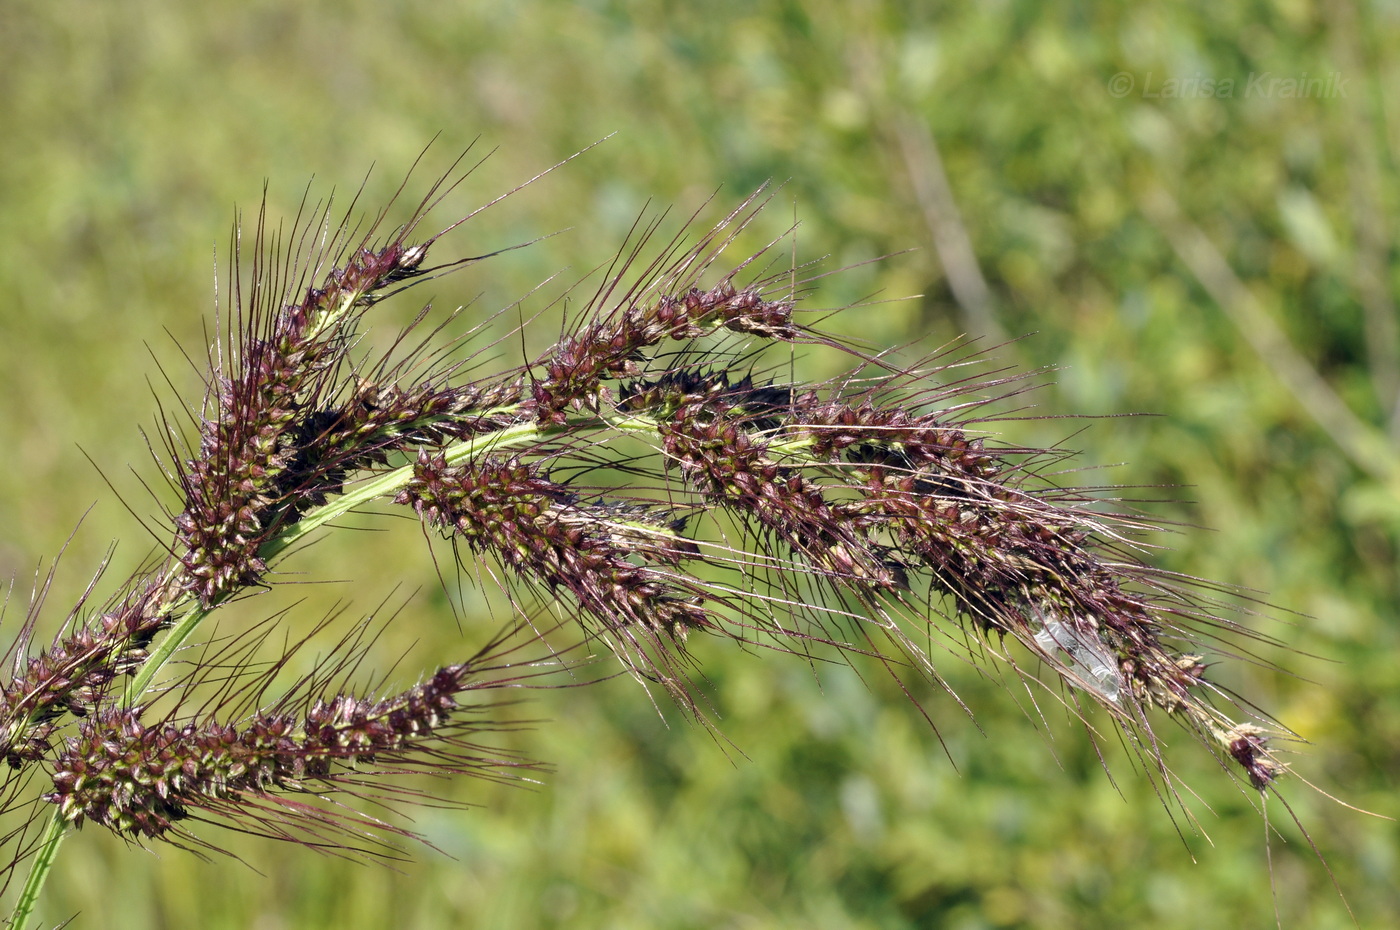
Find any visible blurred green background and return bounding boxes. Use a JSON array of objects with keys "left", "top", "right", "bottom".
[{"left": 2, "top": 1, "right": 1398, "bottom": 927}]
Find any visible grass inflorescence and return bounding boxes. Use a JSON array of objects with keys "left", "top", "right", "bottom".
[{"left": 0, "top": 149, "right": 1322, "bottom": 926}]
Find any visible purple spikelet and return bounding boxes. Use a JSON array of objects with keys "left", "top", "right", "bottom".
[
  {"left": 396, "top": 452, "right": 712, "bottom": 641},
  {"left": 46, "top": 660, "right": 529, "bottom": 844}
]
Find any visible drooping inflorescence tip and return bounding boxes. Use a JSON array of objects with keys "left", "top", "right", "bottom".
[{"left": 1221, "top": 723, "right": 1288, "bottom": 791}]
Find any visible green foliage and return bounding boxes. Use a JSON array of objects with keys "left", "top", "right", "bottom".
[{"left": 1, "top": 0, "right": 1396, "bottom": 926}]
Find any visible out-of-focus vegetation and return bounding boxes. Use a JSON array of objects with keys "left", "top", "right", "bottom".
[{"left": 2, "top": 1, "right": 1397, "bottom": 927}]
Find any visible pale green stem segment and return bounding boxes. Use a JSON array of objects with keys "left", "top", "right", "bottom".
[{"left": 11, "top": 811, "right": 67, "bottom": 929}]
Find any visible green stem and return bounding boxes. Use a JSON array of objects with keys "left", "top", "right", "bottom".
[
  {"left": 123, "top": 601, "right": 211, "bottom": 703},
  {"left": 261, "top": 414, "right": 554, "bottom": 562},
  {"left": 11, "top": 811, "right": 67, "bottom": 929}
]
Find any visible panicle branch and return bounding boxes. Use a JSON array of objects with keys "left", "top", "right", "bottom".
[
  {"left": 45, "top": 639, "right": 548, "bottom": 849},
  {"left": 533, "top": 278, "right": 798, "bottom": 424}
]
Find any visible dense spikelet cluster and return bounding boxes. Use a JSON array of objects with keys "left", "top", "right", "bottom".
[
  {"left": 614, "top": 369, "right": 1273, "bottom": 772},
  {"left": 1, "top": 580, "right": 171, "bottom": 767},
  {"left": 0, "top": 157, "right": 1310, "bottom": 925},
  {"left": 312, "top": 377, "right": 528, "bottom": 475},
  {"left": 45, "top": 658, "right": 527, "bottom": 844},
  {"left": 533, "top": 279, "right": 799, "bottom": 423},
  {"left": 173, "top": 238, "right": 434, "bottom": 605},
  {"left": 644, "top": 375, "right": 907, "bottom": 591},
  {"left": 397, "top": 451, "right": 711, "bottom": 642}
]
